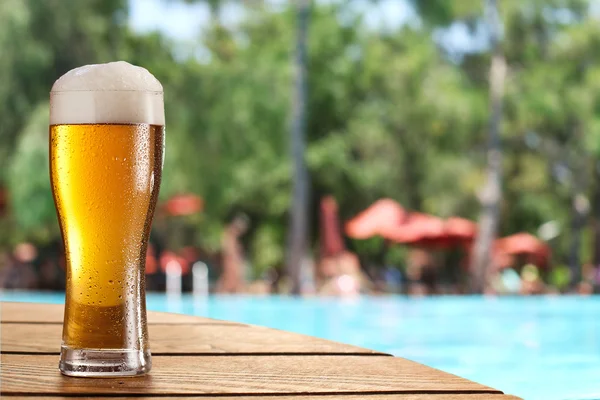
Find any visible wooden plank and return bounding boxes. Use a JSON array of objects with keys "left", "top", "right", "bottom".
[
  {"left": 5, "top": 395, "right": 523, "bottom": 400},
  {"left": 1, "top": 354, "right": 501, "bottom": 396},
  {"left": 1, "top": 323, "right": 384, "bottom": 355},
  {"left": 0, "top": 302, "right": 238, "bottom": 325}
]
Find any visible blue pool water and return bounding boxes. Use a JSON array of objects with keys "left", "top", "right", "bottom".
[{"left": 1, "top": 292, "right": 598, "bottom": 400}]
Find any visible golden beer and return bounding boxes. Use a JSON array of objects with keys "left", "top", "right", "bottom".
[
  {"left": 51, "top": 124, "right": 163, "bottom": 348},
  {"left": 50, "top": 62, "right": 164, "bottom": 377}
]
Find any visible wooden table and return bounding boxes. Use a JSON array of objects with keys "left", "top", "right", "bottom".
[{"left": 0, "top": 302, "right": 521, "bottom": 399}]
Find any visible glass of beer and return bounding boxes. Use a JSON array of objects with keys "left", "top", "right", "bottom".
[{"left": 49, "top": 62, "right": 164, "bottom": 377}]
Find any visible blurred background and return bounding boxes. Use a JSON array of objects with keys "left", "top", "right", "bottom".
[
  {"left": 2, "top": 1, "right": 600, "bottom": 398},
  {"left": 3, "top": 0, "right": 600, "bottom": 297}
]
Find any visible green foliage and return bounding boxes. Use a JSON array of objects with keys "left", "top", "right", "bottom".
[
  {"left": 0, "top": 0, "right": 128, "bottom": 179},
  {"left": 549, "top": 265, "right": 571, "bottom": 290},
  {"left": 250, "top": 222, "right": 285, "bottom": 278},
  {"left": 7, "top": 104, "right": 58, "bottom": 243},
  {"left": 2, "top": 0, "right": 600, "bottom": 278}
]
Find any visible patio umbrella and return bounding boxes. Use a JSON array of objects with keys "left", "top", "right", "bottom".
[
  {"left": 383, "top": 213, "right": 444, "bottom": 244},
  {"left": 345, "top": 199, "right": 407, "bottom": 239},
  {"left": 320, "top": 196, "right": 345, "bottom": 258},
  {"left": 164, "top": 194, "right": 203, "bottom": 217},
  {"left": 446, "top": 217, "right": 477, "bottom": 239},
  {"left": 430, "top": 217, "right": 478, "bottom": 248},
  {"left": 385, "top": 214, "right": 477, "bottom": 249},
  {"left": 493, "top": 232, "right": 551, "bottom": 268}
]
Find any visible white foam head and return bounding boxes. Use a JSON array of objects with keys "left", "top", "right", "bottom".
[{"left": 50, "top": 61, "right": 164, "bottom": 125}]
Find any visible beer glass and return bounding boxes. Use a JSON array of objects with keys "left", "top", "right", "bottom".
[{"left": 49, "top": 62, "right": 164, "bottom": 377}]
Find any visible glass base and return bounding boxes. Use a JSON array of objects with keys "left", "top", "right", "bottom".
[{"left": 59, "top": 346, "right": 151, "bottom": 377}]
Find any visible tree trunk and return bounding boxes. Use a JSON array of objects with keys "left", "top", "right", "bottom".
[
  {"left": 569, "top": 192, "right": 588, "bottom": 287},
  {"left": 470, "top": 0, "right": 506, "bottom": 293},
  {"left": 568, "top": 143, "right": 590, "bottom": 289},
  {"left": 286, "top": 0, "right": 311, "bottom": 295},
  {"left": 402, "top": 138, "right": 425, "bottom": 211}
]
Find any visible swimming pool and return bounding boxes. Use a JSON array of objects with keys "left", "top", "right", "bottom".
[{"left": 1, "top": 292, "right": 598, "bottom": 400}]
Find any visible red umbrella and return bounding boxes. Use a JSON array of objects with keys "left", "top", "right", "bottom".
[
  {"left": 446, "top": 217, "right": 477, "bottom": 239},
  {"left": 164, "top": 194, "right": 203, "bottom": 216},
  {"left": 385, "top": 214, "right": 476, "bottom": 249},
  {"left": 493, "top": 232, "right": 551, "bottom": 268},
  {"left": 383, "top": 213, "right": 444, "bottom": 244},
  {"left": 320, "top": 196, "right": 345, "bottom": 258},
  {"left": 345, "top": 199, "right": 407, "bottom": 239},
  {"left": 429, "top": 217, "right": 477, "bottom": 247}
]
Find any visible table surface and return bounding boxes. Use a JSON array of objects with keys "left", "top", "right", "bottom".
[{"left": 0, "top": 301, "right": 521, "bottom": 399}]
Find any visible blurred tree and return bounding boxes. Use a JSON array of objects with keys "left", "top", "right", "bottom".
[
  {"left": 7, "top": 104, "right": 58, "bottom": 244},
  {"left": 470, "top": 0, "right": 506, "bottom": 293},
  {"left": 0, "top": 0, "right": 51, "bottom": 182},
  {"left": 499, "top": 0, "right": 595, "bottom": 286},
  {"left": 287, "top": 0, "right": 311, "bottom": 295},
  {"left": 3, "top": 0, "right": 600, "bottom": 291},
  {"left": 0, "top": 0, "right": 128, "bottom": 182}
]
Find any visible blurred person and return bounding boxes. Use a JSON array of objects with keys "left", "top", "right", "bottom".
[
  {"left": 406, "top": 249, "right": 438, "bottom": 295},
  {"left": 577, "top": 281, "right": 594, "bottom": 295},
  {"left": 145, "top": 243, "right": 161, "bottom": 291},
  {"left": 408, "top": 282, "right": 428, "bottom": 297},
  {"left": 264, "top": 267, "right": 279, "bottom": 293},
  {"left": 520, "top": 264, "right": 545, "bottom": 295},
  {"left": 316, "top": 250, "right": 372, "bottom": 296},
  {"left": 420, "top": 264, "right": 439, "bottom": 295},
  {"left": 33, "top": 239, "right": 66, "bottom": 291},
  {"left": 490, "top": 268, "right": 522, "bottom": 295},
  {"left": 582, "top": 263, "right": 595, "bottom": 280},
  {"left": 319, "top": 273, "right": 359, "bottom": 297},
  {"left": 245, "top": 280, "right": 272, "bottom": 295},
  {"left": 0, "top": 243, "right": 38, "bottom": 289},
  {"left": 317, "top": 256, "right": 338, "bottom": 280},
  {"left": 38, "top": 259, "right": 63, "bottom": 291},
  {"left": 216, "top": 214, "right": 249, "bottom": 294},
  {"left": 546, "top": 286, "right": 561, "bottom": 295},
  {"left": 383, "top": 266, "right": 403, "bottom": 294}
]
